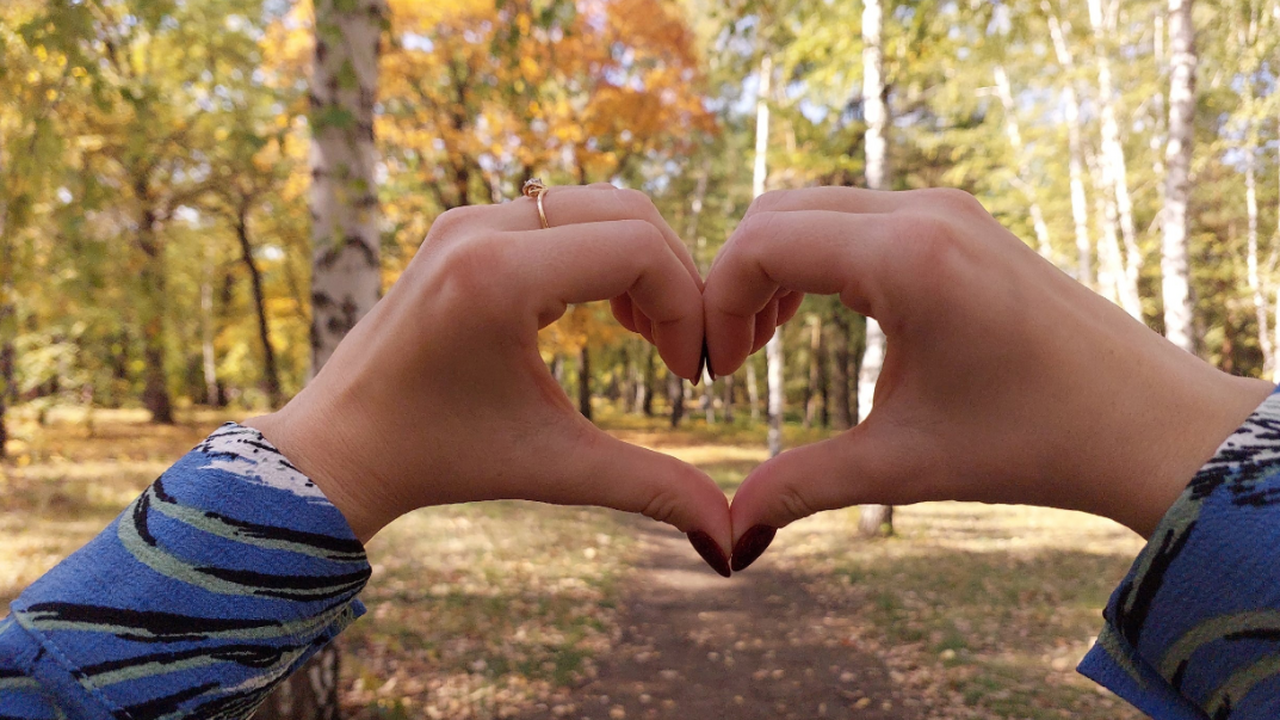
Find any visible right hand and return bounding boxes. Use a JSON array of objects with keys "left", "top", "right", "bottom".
[{"left": 702, "top": 187, "right": 1273, "bottom": 569}]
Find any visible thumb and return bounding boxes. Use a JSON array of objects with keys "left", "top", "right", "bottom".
[
  {"left": 536, "top": 427, "right": 734, "bottom": 577},
  {"left": 728, "top": 422, "right": 921, "bottom": 571}
]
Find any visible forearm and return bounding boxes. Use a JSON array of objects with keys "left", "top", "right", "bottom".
[
  {"left": 1, "top": 423, "right": 370, "bottom": 719},
  {"left": 1080, "top": 386, "right": 1280, "bottom": 718}
]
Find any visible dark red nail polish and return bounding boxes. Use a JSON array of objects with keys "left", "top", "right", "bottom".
[
  {"left": 731, "top": 525, "right": 777, "bottom": 572},
  {"left": 701, "top": 339, "right": 717, "bottom": 382},
  {"left": 687, "top": 530, "right": 731, "bottom": 578}
]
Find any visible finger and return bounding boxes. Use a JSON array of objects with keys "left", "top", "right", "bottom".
[
  {"left": 611, "top": 295, "right": 638, "bottom": 333},
  {"left": 704, "top": 210, "right": 902, "bottom": 375},
  {"left": 487, "top": 185, "right": 704, "bottom": 292},
  {"left": 742, "top": 187, "right": 912, "bottom": 220},
  {"left": 727, "top": 422, "right": 927, "bottom": 570},
  {"left": 634, "top": 310, "right": 655, "bottom": 345},
  {"left": 538, "top": 425, "right": 734, "bottom": 576},
  {"left": 776, "top": 291, "right": 804, "bottom": 326},
  {"left": 508, "top": 219, "right": 704, "bottom": 379},
  {"left": 751, "top": 299, "right": 780, "bottom": 354}
]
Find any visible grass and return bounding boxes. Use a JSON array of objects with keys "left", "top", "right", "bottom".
[{"left": 2, "top": 404, "right": 1147, "bottom": 719}]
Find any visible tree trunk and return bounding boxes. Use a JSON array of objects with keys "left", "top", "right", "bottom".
[
  {"left": 261, "top": 0, "right": 387, "bottom": 716},
  {"left": 668, "top": 372, "right": 684, "bottom": 428},
  {"left": 1044, "top": 5, "right": 1094, "bottom": 287},
  {"left": 578, "top": 344, "right": 592, "bottom": 420},
  {"left": 1160, "top": 0, "right": 1197, "bottom": 353},
  {"left": 746, "top": 360, "right": 760, "bottom": 421},
  {"left": 993, "top": 65, "right": 1053, "bottom": 261},
  {"left": 237, "top": 207, "right": 284, "bottom": 408},
  {"left": 723, "top": 372, "right": 735, "bottom": 423},
  {"left": 200, "top": 245, "right": 220, "bottom": 407},
  {"left": 637, "top": 342, "right": 654, "bottom": 416},
  {"left": 308, "top": 0, "right": 387, "bottom": 374},
  {"left": 0, "top": 172, "right": 10, "bottom": 459},
  {"left": 804, "top": 315, "right": 825, "bottom": 429},
  {"left": 753, "top": 52, "right": 785, "bottom": 458},
  {"left": 1245, "top": 119, "right": 1272, "bottom": 376},
  {"left": 829, "top": 310, "right": 853, "bottom": 430},
  {"left": 1088, "top": 0, "right": 1143, "bottom": 320},
  {"left": 860, "top": 0, "right": 892, "bottom": 535},
  {"left": 138, "top": 215, "right": 174, "bottom": 425}
]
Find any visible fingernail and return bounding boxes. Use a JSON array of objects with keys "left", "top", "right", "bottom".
[
  {"left": 687, "top": 530, "right": 731, "bottom": 578},
  {"left": 693, "top": 344, "right": 705, "bottom": 386},
  {"left": 731, "top": 525, "right": 777, "bottom": 572},
  {"left": 701, "top": 339, "right": 717, "bottom": 382}
]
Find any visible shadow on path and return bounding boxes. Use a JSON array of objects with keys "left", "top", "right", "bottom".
[{"left": 515, "top": 520, "right": 915, "bottom": 720}]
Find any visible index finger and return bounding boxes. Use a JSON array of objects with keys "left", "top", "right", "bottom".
[{"left": 703, "top": 210, "right": 905, "bottom": 376}]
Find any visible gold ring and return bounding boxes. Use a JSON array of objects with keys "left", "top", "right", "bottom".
[{"left": 522, "top": 178, "right": 550, "bottom": 229}]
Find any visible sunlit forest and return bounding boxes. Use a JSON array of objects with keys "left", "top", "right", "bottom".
[{"left": 1, "top": 0, "right": 1277, "bottom": 717}]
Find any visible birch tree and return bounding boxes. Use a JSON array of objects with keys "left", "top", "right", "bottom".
[
  {"left": 755, "top": 53, "right": 786, "bottom": 458},
  {"left": 1087, "top": 0, "right": 1143, "bottom": 319},
  {"left": 858, "top": 0, "right": 893, "bottom": 537},
  {"left": 1043, "top": 3, "right": 1093, "bottom": 287},
  {"left": 258, "top": 0, "right": 387, "bottom": 716},
  {"left": 1160, "top": 0, "right": 1196, "bottom": 353}
]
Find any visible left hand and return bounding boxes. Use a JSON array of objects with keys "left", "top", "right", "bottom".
[{"left": 246, "top": 184, "right": 732, "bottom": 574}]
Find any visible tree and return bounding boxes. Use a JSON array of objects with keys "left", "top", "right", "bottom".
[
  {"left": 858, "top": 0, "right": 893, "bottom": 538},
  {"left": 1160, "top": 0, "right": 1197, "bottom": 353},
  {"left": 258, "top": 0, "right": 388, "bottom": 715}
]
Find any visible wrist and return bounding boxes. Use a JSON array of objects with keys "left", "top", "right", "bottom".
[
  {"left": 242, "top": 404, "right": 393, "bottom": 544},
  {"left": 1120, "top": 371, "right": 1274, "bottom": 537}
]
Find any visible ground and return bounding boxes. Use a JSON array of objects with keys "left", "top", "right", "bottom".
[{"left": 1, "top": 406, "right": 1147, "bottom": 719}]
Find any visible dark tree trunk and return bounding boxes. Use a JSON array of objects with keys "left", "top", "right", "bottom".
[
  {"left": 830, "top": 311, "right": 853, "bottom": 430},
  {"left": 138, "top": 217, "right": 174, "bottom": 425},
  {"left": 668, "top": 372, "right": 684, "bottom": 428},
  {"left": 251, "top": 644, "right": 341, "bottom": 720},
  {"left": 578, "top": 344, "right": 592, "bottom": 420},
  {"left": 236, "top": 206, "right": 283, "bottom": 408},
  {"left": 639, "top": 343, "right": 654, "bottom": 417},
  {"left": 804, "top": 316, "right": 826, "bottom": 428},
  {"left": 723, "top": 373, "right": 735, "bottom": 423}
]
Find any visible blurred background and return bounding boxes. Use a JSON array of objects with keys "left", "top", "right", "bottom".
[{"left": 1, "top": 0, "right": 1277, "bottom": 718}]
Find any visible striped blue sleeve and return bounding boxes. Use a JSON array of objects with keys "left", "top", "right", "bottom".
[
  {"left": 0, "top": 423, "right": 371, "bottom": 719},
  {"left": 1079, "top": 387, "right": 1280, "bottom": 719}
]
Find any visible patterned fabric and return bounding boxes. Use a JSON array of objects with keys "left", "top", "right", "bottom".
[
  {"left": 1079, "top": 388, "right": 1280, "bottom": 719},
  {"left": 0, "top": 423, "right": 370, "bottom": 720}
]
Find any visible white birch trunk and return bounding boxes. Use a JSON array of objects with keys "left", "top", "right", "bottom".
[
  {"left": 262, "top": 0, "right": 387, "bottom": 716},
  {"left": 1160, "top": 0, "right": 1197, "bottom": 353},
  {"left": 754, "top": 54, "right": 786, "bottom": 458},
  {"left": 308, "top": 0, "right": 386, "bottom": 374},
  {"left": 859, "top": 0, "right": 892, "bottom": 536},
  {"left": 993, "top": 64, "right": 1053, "bottom": 261},
  {"left": 1044, "top": 5, "right": 1094, "bottom": 287},
  {"left": 1088, "top": 0, "right": 1143, "bottom": 320},
  {"left": 1246, "top": 126, "right": 1273, "bottom": 375}
]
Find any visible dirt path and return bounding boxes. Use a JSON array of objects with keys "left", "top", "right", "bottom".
[{"left": 528, "top": 522, "right": 915, "bottom": 720}]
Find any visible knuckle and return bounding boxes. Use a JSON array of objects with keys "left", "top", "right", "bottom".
[
  {"left": 641, "top": 488, "right": 680, "bottom": 526},
  {"left": 438, "top": 233, "right": 504, "bottom": 294},
  {"left": 915, "top": 187, "right": 984, "bottom": 216},
  {"left": 777, "top": 483, "right": 819, "bottom": 523},
  {"left": 746, "top": 189, "right": 791, "bottom": 217},
  {"left": 427, "top": 205, "right": 485, "bottom": 241},
  {"left": 615, "top": 187, "right": 656, "bottom": 215}
]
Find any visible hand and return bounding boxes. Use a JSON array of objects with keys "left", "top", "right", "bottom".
[
  {"left": 703, "top": 187, "right": 1273, "bottom": 569},
  {"left": 245, "top": 184, "right": 733, "bottom": 575}
]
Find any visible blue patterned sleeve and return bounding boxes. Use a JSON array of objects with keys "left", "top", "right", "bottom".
[
  {"left": 0, "top": 423, "right": 371, "bottom": 719},
  {"left": 1078, "top": 387, "right": 1280, "bottom": 719}
]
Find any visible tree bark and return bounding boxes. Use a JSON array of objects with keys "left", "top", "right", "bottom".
[
  {"left": 637, "top": 342, "right": 654, "bottom": 417},
  {"left": 859, "top": 0, "right": 892, "bottom": 535},
  {"left": 668, "top": 372, "right": 684, "bottom": 428},
  {"left": 236, "top": 205, "right": 284, "bottom": 408},
  {"left": 804, "top": 315, "right": 825, "bottom": 429},
  {"left": 261, "top": 0, "right": 387, "bottom": 716},
  {"left": 308, "top": 0, "right": 387, "bottom": 374},
  {"left": 578, "top": 344, "right": 592, "bottom": 420},
  {"left": 723, "top": 372, "right": 735, "bottom": 423},
  {"left": 0, "top": 163, "right": 10, "bottom": 459},
  {"left": 1160, "top": 0, "right": 1197, "bottom": 353},
  {"left": 1088, "top": 0, "right": 1143, "bottom": 320},
  {"left": 829, "top": 310, "right": 853, "bottom": 430},
  {"left": 993, "top": 65, "right": 1053, "bottom": 261},
  {"left": 200, "top": 244, "right": 219, "bottom": 407},
  {"left": 138, "top": 214, "right": 174, "bottom": 425},
  {"left": 1044, "top": 5, "right": 1094, "bottom": 287},
  {"left": 746, "top": 360, "right": 760, "bottom": 421}
]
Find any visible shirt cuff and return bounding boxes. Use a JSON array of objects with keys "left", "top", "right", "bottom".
[
  {"left": 6, "top": 422, "right": 371, "bottom": 718},
  {"left": 1079, "top": 387, "right": 1280, "bottom": 719}
]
